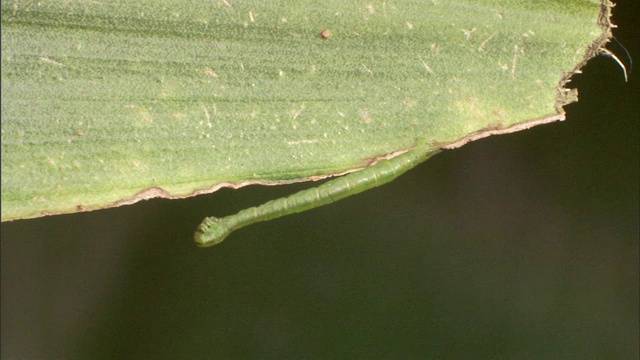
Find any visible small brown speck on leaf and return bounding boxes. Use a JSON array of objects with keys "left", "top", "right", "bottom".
[{"left": 320, "top": 29, "right": 331, "bottom": 40}]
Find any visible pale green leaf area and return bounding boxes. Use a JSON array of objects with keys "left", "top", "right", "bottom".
[{"left": 1, "top": 0, "right": 608, "bottom": 221}]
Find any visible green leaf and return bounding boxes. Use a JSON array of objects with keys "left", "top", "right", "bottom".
[{"left": 1, "top": 0, "right": 611, "bottom": 221}]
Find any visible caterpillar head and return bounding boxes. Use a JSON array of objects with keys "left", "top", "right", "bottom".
[{"left": 194, "top": 217, "right": 232, "bottom": 247}]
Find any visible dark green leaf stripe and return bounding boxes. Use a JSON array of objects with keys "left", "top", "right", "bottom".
[{"left": 194, "top": 145, "right": 438, "bottom": 247}]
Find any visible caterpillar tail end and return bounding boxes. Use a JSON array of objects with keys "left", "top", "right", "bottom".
[{"left": 194, "top": 217, "right": 232, "bottom": 247}]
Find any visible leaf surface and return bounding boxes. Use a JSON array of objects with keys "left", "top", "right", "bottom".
[{"left": 1, "top": 0, "right": 610, "bottom": 221}]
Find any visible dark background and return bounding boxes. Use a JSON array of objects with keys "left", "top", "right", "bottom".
[{"left": 2, "top": 2, "right": 638, "bottom": 359}]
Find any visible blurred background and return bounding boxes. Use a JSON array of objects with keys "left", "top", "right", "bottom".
[{"left": 2, "top": 2, "right": 638, "bottom": 359}]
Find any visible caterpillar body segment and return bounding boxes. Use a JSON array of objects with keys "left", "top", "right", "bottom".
[{"left": 195, "top": 145, "right": 438, "bottom": 247}]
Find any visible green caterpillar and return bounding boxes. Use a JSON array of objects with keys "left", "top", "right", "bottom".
[{"left": 195, "top": 143, "right": 439, "bottom": 247}]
